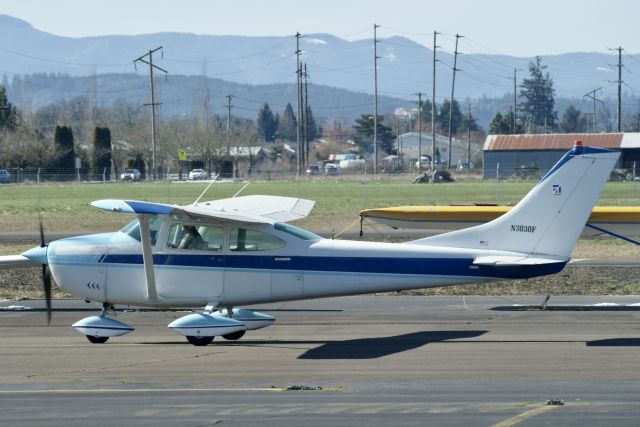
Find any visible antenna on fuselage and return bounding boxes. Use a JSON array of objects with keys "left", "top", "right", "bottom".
[
  {"left": 192, "top": 173, "right": 219, "bottom": 205},
  {"left": 232, "top": 181, "right": 250, "bottom": 198}
]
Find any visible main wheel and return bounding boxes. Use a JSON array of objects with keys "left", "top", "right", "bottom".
[
  {"left": 222, "top": 330, "right": 246, "bottom": 341},
  {"left": 86, "top": 335, "right": 109, "bottom": 344},
  {"left": 186, "top": 335, "right": 214, "bottom": 346}
]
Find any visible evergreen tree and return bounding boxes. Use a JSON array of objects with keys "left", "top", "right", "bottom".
[
  {"left": 92, "top": 127, "right": 112, "bottom": 180},
  {"left": 305, "top": 105, "right": 318, "bottom": 141},
  {"left": 418, "top": 98, "right": 433, "bottom": 125},
  {"left": 353, "top": 114, "right": 395, "bottom": 155},
  {"left": 277, "top": 103, "right": 297, "bottom": 141},
  {"left": 53, "top": 125, "right": 75, "bottom": 180},
  {"left": 519, "top": 56, "right": 557, "bottom": 130},
  {"left": 461, "top": 109, "right": 481, "bottom": 133},
  {"left": 0, "top": 84, "right": 18, "bottom": 130},
  {"left": 256, "top": 103, "right": 277, "bottom": 142},
  {"left": 559, "top": 105, "right": 587, "bottom": 133},
  {"left": 488, "top": 112, "right": 512, "bottom": 134},
  {"left": 437, "top": 99, "right": 464, "bottom": 135}
]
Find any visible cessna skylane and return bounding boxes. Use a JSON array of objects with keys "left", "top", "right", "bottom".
[{"left": 0, "top": 142, "right": 620, "bottom": 345}]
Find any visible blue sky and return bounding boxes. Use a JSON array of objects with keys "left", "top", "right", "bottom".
[{"left": 0, "top": 0, "right": 638, "bottom": 56}]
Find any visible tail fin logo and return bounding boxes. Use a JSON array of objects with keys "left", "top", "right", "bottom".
[{"left": 552, "top": 185, "right": 562, "bottom": 195}]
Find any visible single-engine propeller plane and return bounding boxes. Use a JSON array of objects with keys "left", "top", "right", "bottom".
[{"left": 0, "top": 142, "right": 620, "bottom": 345}]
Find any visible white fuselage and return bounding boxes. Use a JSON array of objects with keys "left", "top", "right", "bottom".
[{"left": 47, "top": 218, "right": 565, "bottom": 308}]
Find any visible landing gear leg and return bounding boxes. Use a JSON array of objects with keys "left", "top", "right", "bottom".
[{"left": 540, "top": 295, "right": 551, "bottom": 310}]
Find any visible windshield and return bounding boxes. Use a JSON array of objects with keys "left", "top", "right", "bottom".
[{"left": 274, "top": 223, "right": 322, "bottom": 240}]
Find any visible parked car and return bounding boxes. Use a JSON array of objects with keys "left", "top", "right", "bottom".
[
  {"left": 325, "top": 163, "right": 340, "bottom": 176},
  {"left": 188, "top": 169, "right": 209, "bottom": 180},
  {"left": 0, "top": 169, "right": 11, "bottom": 183},
  {"left": 306, "top": 165, "right": 320, "bottom": 175},
  {"left": 120, "top": 168, "right": 141, "bottom": 181}
]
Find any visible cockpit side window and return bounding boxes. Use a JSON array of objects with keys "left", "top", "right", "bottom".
[
  {"left": 167, "top": 223, "right": 224, "bottom": 251},
  {"left": 120, "top": 216, "right": 161, "bottom": 247},
  {"left": 229, "top": 228, "right": 286, "bottom": 251}
]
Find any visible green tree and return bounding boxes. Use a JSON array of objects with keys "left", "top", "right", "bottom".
[
  {"left": 559, "top": 105, "right": 588, "bottom": 133},
  {"left": 461, "top": 109, "right": 481, "bottom": 133},
  {"left": 489, "top": 112, "right": 511, "bottom": 134},
  {"left": 353, "top": 114, "right": 395, "bottom": 155},
  {"left": 437, "top": 99, "right": 464, "bottom": 135},
  {"left": 0, "top": 84, "right": 18, "bottom": 130},
  {"left": 277, "top": 103, "right": 297, "bottom": 141},
  {"left": 53, "top": 125, "right": 75, "bottom": 180},
  {"left": 257, "top": 103, "right": 277, "bottom": 142},
  {"left": 418, "top": 98, "right": 433, "bottom": 125},
  {"left": 304, "top": 105, "right": 318, "bottom": 141},
  {"left": 519, "top": 56, "right": 557, "bottom": 130},
  {"left": 92, "top": 127, "right": 112, "bottom": 180}
]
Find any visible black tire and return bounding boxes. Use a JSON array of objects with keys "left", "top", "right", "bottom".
[
  {"left": 186, "top": 335, "right": 214, "bottom": 346},
  {"left": 222, "top": 330, "right": 246, "bottom": 341},
  {"left": 86, "top": 335, "right": 109, "bottom": 344}
]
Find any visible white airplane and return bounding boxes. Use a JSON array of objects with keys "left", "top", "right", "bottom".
[{"left": 0, "top": 142, "right": 620, "bottom": 345}]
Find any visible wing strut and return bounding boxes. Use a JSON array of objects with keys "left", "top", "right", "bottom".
[
  {"left": 585, "top": 223, "right": 640, "bottom": 246},
  {"left": 137, "top": 214, "right": 158, "bottom": 302}
]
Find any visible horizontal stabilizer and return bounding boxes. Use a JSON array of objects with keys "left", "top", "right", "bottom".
[{"left": 473, "top": 255, "right": 566, "bottom": 266}]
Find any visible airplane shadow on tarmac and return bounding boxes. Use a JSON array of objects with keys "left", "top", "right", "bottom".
[{"left": 297, "top": 330, "right": 487, "bottom": 359}]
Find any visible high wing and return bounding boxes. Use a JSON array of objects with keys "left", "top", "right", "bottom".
[{"left": 91, "top": 195, "right": 315, "bottom": 224}]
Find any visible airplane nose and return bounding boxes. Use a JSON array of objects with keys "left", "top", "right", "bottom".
[{"left": 22, "top": 245, "right": 48, "bottom": 265}]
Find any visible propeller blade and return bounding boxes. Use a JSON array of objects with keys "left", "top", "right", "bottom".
[
  {"left": 43, "top": 265, "right": 52, "bottom": 325},
  {"left": 38, "top": 213, "right": 45, "bottom": 248}
]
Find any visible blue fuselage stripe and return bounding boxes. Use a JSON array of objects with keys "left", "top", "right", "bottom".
[{"left": 87, "top": 254, "right": 565, "bottom": 280}]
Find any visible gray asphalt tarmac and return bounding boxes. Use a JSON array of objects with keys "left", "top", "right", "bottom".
[{"left": 1, "top": 295, "right": 640, "bottom": 426}]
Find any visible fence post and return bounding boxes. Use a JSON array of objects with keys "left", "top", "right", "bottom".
[
  {"left": 36, "top": 168, "right": 41, "bottom": 211},
  {"left": 496, "top": 162, "right": 500, "bottom": 205},
  {"left": 634, "top": 161, "right": 637, "bottom": 200}
]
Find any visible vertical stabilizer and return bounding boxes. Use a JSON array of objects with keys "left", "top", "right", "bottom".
[{"left": 411, "top": 143, "right": 619, "bottom": 258}]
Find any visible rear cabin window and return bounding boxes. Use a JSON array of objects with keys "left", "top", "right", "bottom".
[
  {"left": 229, "top": 228, "right": 286, "bottom": 252},
  {"left": 167, "top": 224, "right": 224, "bottom": 251}
]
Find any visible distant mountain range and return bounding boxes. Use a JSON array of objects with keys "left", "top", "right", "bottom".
[{"left": 0, "top": 14, "right": 637, "bottom": 128}]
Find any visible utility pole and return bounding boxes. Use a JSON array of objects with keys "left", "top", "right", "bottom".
[
  {"left": 447, "top": 33, "right": 462, "bottom": 170},
  {"left": 295, "top": 32, "right": 303, "bottom": 178},
  {"left": 134, "top": 46, "right": 167, "bottom": 180},
  {"left": 373, "top": 23, "right": 380, "bottom": 174},
  {"left": 583, "top": 88, "right": 603, "bottom": 133},
  {"left": 225, "top": 94, "right": 234, "bottom": 177},
  {"left": 511, "top": 68, "right": 523, "bottom": 133},
  {"left": 415, "top": 92, "right": 424, "bottom": 173},
  {"left": 303, "top": 63, "right": 310, "bottom": 166},
  {"left": 225, "top": 95, "right": 233, "bottom": 154},
  {"left": 467, "top": 103, "right": 472, "bottom": 168},
  {"left": 609, "top": 46, "right": 624, "bottom": 132},
  {"left": 431, "top": 31, "right": 440, "bottom": 173}
]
